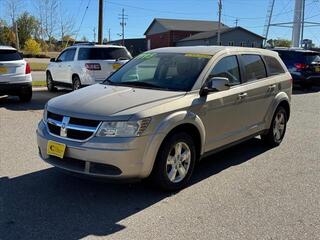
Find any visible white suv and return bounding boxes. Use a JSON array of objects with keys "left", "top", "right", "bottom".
[
  {"left": 46, "top": 44, "right": 132, "bottom": 91},
  {"left": 0, "top": 46, "right": 32, "bottom": 102}
]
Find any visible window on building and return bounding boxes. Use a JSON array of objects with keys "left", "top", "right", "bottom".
[
  {"left": 251, "top": 42, "right": 256, "bottom": 47},
  {"left": 210, "top": 55, "right": 241, "bottom": 85},
  {"left": 264, "top": 56, "right": 285, "bottom": 76},
  {"left": 241, "top": 54, "right": 267, "bottom": 81},
  {"left": 228, "top": 41, "right": 235, "bottom": 46},
  {"left": 240, "top": 42, "right": 246, "bottom": 47}
]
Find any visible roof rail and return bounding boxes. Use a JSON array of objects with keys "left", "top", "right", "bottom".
[{"left": 72, "top": 42, "right": 95, "bottom": 46}]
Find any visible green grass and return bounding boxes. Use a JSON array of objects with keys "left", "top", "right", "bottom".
[
  {"left": 32, "top": 81, "right": 46, "bottom": 87},
  {"left": 29, "top": 62, "right": 48, "bottom": 71}
]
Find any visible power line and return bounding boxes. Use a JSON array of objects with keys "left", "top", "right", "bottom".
[
  {"left": 74, "top": 0, "right": 92, "bottom": 43},
  {"left": 106, "top": 0, "right": 209, "bottom": 16}
]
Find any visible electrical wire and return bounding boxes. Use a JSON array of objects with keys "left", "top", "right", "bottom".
[{"left": 73, "top": 0, "right": 92, "bottom": 43}]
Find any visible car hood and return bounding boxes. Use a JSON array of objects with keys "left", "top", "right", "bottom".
[{"left": 47, "top": 84, "right": 186, "bottom": 121}]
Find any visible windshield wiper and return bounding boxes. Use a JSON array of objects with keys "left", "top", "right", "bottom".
[
  {"left": 117, "top": 81, "right": 163, "bottom": 89},
  {"left": 102, "top": 79, "right": 114, "bottom": 85}
]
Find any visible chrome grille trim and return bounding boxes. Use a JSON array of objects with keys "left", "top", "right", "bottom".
[
  {"left": 46, "top": 113, "right": 101, "bottom": 142},
  {"left": 47, "top": 118, "right": 98, "bottom": 132}
]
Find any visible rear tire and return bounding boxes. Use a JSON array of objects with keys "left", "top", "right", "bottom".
[
  {"left": 19, "top": 86, "right": 32, "bottom": 102},
  {"left": 46, "top": 72, "right": 56, "bottom": 92},
  {"left": 151, "top": 132, "right": 196, "bottom": 191},
  {"left": 72, "top": 75, "right": 81, "bottom": 91},
  {"left": 261, "top": 106, "right": 287, "bottom": 147}
]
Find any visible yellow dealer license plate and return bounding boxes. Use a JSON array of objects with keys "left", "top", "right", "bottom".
[
  {"left": 315, "top": 66, "right": 320, "bottom": 72},
  {"left": 112, "top": 63, "right": 121, "bottom": 70},
  {"left": 47, "top": 140, "right": 66, "bottom": 159},
  {"left": 0, "top": 67, "right": 8, "bottom": 74}
]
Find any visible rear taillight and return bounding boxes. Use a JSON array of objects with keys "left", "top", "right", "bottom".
[
  {"left": 85, "top": 63, "right": 101, "bottom": 71},
  {"left": 294, "top": 63, "right": 307, "bottom": 70},
  {"left": 25, "top": 62, "right": 31, "bottom": 74}
]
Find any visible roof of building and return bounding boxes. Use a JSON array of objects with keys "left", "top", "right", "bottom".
[
  {"left": 178, "top": 27, "right": 265, "bottom": 42},
  {"left": 144, "top": 18, "right": 228, "bottom": 35}
]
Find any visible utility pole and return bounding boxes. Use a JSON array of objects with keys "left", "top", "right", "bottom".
[
  {"left": 292, "top": 0, "right": 303, "bottom": 47},
  {"left": 93, "top": 27, "right": 96, "bottom": 43},
  {"left": 98, "top": 0, "right": 103, "bottom": 44},
  {"left": 300, "top": 0, "right": 305, "bottom": 47},
  {"left": 263, "top": 0, "right": 275, "bottom": 47},
  {"left": 118, "top": 8, "right": 128, "bottom": 46},
  {"left": 234, "top": 18, "right": 239, "bottom": 27},
  {"left": 217, "top": 0, "right": 222, "bottom": 45},
  {"left": 108, "top": 28, "right": 111, "bottom": 42}
]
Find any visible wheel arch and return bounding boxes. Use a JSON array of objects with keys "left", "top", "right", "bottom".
[
  {"left": 72, "top": 73, "right": 80, "bottom": 81},
  {"left": 265, "top": 92, "right": 291, "bottom": 129},
  {"left": 141, "top": 110, "right": 205, "bottom": 178}
]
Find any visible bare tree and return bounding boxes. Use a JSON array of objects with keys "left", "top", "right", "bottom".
[
  {"left": 35, "top": 0, "right": 58, "bottom": 44},
  {"left": 5, "top": 0, "right": 22, "bottom": 48},
  {"left": 58, "top": 0, "right": 75, "bottom": 43}
]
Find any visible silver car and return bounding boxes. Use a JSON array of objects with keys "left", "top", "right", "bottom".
[{"left": 37, "top": 46, "right": 292, "bottom": 190}]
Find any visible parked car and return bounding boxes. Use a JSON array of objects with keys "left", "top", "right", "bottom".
[
  {"left": 46, "top": 43, "right": 132, "bottom": 91},
  {"left": 37, "top": 46, "right": 292, "bottom": 190},
  {"left": 273, "top": 48, "right": 320, "bottom": 89},
  {"left": 0, "top": 46, "right": 32, "bottom": 102}
]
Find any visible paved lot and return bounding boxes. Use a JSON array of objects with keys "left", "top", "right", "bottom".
[{"left": 0, "top": 88, "right": 319, "bottom": 240}]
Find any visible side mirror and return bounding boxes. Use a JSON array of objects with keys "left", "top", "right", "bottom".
[
  {"left": 50, "top": 58, "right": 56, "bottom": 62},
  {"left": 200, "top": 77, "right": 230, "bottom": 96}
]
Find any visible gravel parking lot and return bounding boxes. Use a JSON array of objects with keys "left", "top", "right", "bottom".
[{"left": 0, "top": 88, "right": 319, "bottom": 240}]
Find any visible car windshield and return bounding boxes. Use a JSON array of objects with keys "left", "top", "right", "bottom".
[{"left": 103, "top": 52, "right": 211, "bottom": 91}]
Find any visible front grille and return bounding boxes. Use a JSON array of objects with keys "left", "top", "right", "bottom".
[{"left": 47, "top": 111, "right": 101, "bottom": 141}]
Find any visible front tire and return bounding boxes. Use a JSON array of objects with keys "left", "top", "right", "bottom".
[
  {"left": 19, "top": 86, "right": 32, "bottom": 102},
  {"left": 72, "top": 75, "right": 81, "bottom": 91},
  {"left": 151, "top": 132, "right": 196, "bottom": 191},
  {"left": 46, "top": 72, "right": 56, "bottom": 92},
  {"left": 261, "top": 106, "right": 287, "bottom": 147}
]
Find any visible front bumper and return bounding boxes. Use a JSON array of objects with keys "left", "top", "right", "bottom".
[{"left": 37, "top": 120, "right": 163, "bottom": 180}]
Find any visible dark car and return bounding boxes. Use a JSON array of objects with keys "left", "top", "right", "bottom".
[{"left": 273, "top": 48, "right": 320, "bottom": 89}]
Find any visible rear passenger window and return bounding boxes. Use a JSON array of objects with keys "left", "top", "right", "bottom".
[
  {"left": 211, "top": 55, "right": 241, "bottom": 85},
  {"left": 241, "top": 54, "right": 267, "bottom": 81},
  {"left": 264, "top": 56, "right": 285, "bottom": 75},
  {"left": 0, "top": 50, "right": 22, "bottom": 61}
]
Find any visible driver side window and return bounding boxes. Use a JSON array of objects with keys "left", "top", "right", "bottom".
[
  {"left": 211, "top": 55, "right": 241, "bottom": 85},
  {"left": 57, "top": 50, "right": 68, "bottom": 62}
]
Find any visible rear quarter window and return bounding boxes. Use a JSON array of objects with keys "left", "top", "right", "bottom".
[
  {"left": 241, "top": 54, "right": 267, "bottom": 81},
  {"left": 0, "top": 50, "right": 22, "bottom": 61},
  {"left": 264, "top": 56, "right": 285, "bottom": 76},
  {"left": 78, "top": 47, "right": 131, "bottom": 60}
]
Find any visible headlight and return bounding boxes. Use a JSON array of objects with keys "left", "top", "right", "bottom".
[
  {"left": 43, "top": 104, "right": 48, "bottom": 122},
  {"left": 96, "top": 118, "right": 151, "bottom": 137}
]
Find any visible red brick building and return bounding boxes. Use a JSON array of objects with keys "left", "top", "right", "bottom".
[{"left": 144, "top": 18, "right": 228, "bottom": 50}]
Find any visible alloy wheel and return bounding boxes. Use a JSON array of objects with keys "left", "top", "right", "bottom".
[
  {"left": 273, "top": 111, "right": 286, "bottom": 142},
  {"left": 166, "top": 142, "right": 191, "bottom": 183}
]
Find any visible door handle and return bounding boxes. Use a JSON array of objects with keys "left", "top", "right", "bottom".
[
  {"left": 268, "top": 84, "right": 276, "bottom": 91},
  {"left": 238, "top": 92, "right": 248, "bottom": 99}
]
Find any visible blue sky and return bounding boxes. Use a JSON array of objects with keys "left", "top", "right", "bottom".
[{"left": 1, "top": 0, "right": 320, "bottom": 46}]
